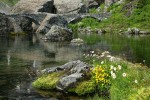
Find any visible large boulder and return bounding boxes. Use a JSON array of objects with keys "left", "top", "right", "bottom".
[
  {"left": 36, "top": 14, "right": 68, "bottom": 34},
  {"left": 54, "top": 0, "right": 87, "bottom": 14},
  {"left": 43, "top": 25, "right": 73, "bottom": 41},
  {"left": 42, "top": 60, "right": 91, "bottom": 91},
  {"left": 10, "top": 0, "right": 54, "bottom": 14}
]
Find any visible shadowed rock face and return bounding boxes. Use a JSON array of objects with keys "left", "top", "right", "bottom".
[
  {"left": 0, "top": 13, "right": 14, "bottom": 36},
  {"left": 10, "top": 0, "right": 54, "bottom": 14}
]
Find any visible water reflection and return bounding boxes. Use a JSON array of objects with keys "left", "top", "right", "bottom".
[
  {"left": 0, "top": 35, "right": 83, "bottom": 99},
  {"left": 7, "top": 50, "right": 11, "bottom": 66},
  {"left": 0, "top": 33, "right": 150, "bottom": 99}
]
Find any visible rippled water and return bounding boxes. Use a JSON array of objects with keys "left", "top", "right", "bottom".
[{"left": 0, "top": 34, "right": 150, "bottom": 99}]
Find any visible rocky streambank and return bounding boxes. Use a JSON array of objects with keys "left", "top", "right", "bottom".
[{"left": 0, "top": 0, "right": 111, "bottom": 40}]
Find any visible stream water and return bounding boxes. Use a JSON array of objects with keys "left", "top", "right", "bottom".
[{"left": 0, "top": 34, "right": 150, "bottom": 99}]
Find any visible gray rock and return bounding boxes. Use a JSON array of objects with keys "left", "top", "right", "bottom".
[
  {"left": 42, "top": 60, "right": 91, "bottom": 91},
  {"left": 78, "top": 27, "right": 106, "bottom": 35},
  {"left": 0, "top": 13, "right": 14, "bottom": 36},
  {"left": 71, "top": 38, "right": 84, "bottom": 43},
  {"left": 54, "top": 0, "right": 87, "bottom": 14},
  {"left": 43, "top": 25, "right": 73, "bottom": 41},
  {"left": 105, "top": 0, "right": 115, "bottom": 7},
  {"left": 125, "top": 28, "right": 150, "bottom": 36},
  {"left": 11, "top": 0, "right": 54, "bottom": 14},
  {"left": 56, "top": 73, "right": 83, "bottom": 90},
  {"left": 36, "top": 14, "right": 68, "bottom": 34}
]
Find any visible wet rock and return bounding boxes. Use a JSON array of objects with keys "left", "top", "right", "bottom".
[
  {"left": 36, "top": 14, "right": 68, "bottom": 34},
  {"left": 71, "top": 38, "right": 84, "bottom": 45},
  {"left": 11, "top": 0, "right": 54, "bottom": 14},
  {"left": 78, "top": 27, "right": 106, "bottom": 35},
  {"left": 125, "top": 28, "right": 150, "bottom": 36},
  {"left": 43, "top": 25, "right": 73, "bottom": 41}
]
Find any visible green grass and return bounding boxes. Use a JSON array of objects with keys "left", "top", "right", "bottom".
[
  {"left": 0, "top": 0, "right": 19, "bottom": 6},
  {"left": 83, "top": 52, "right": 150, "bottom": 100},
  {"left": 69, "top": 0, "right": 150, "bottom": 34},
  {"left": 110, "top": 63, "right": 150, "bottom": 100}
]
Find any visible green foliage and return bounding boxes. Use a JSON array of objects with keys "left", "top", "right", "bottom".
[
  {"left": 83, "top": 50, "right": 150, "bottom": 99},
  {"left": 0, "top": 0, "right": 19, "bottom": 6},
  {"left": 89, "top": 3, "right": 105, "bottom": 14},
  {"left": 91, "top": 61, "right": 111, "bottom": 92},
  {"left": 89, "top": 8, "right": 98, "bottom": 14},
  {"left": 32, "top": 72, "right": 64, "bottom": 90},
  {"left": 75, "top": 80, "right": 96, "bottom": 96}
]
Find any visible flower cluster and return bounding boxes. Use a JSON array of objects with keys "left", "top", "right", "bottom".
[
  {"left": 110, "top": 64, "right": 127, "bottom": 79},
  {"left": 91, "top": 64, "right": 110, "bottom": 90}
]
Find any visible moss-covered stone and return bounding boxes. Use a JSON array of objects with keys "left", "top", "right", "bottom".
[
  {"left": 32, "top": 72, "right": 64, "bottom": 90},
  {"left": 75, "top": 80, "right": 96, "bottom": 96}
]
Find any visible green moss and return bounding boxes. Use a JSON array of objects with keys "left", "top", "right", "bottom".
[
  {"left": 75, "top": 80, "right": 96, "bottom": 96},
  {"left": 32, "top": 72, "right": 64, "bottom": 90}
]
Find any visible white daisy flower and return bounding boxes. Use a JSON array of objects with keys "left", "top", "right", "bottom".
[
  {"left": 101, "top": 61, "right": 104, "bottom": 64},
  {"left": 134, "top": 80, "right": 138, "bottom": 84},
  {"left": 122, "top": 73, "right": 127, "bottom": 77},
  {"left": 118, "top": 65, "right": 122, "bottom": 70},
  {"left": 114, "top": 67, "right": 117, "bottom": 71},
  {"left": 110, "top": 65, "right": 114, "bottom": 70},
  {"left": 111, "top": 73, "right": 116, "bottom": 79}
]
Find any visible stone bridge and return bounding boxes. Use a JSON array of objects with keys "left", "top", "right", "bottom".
[{"left": 8, "top": 13, "right": 110, "bottom": 25}]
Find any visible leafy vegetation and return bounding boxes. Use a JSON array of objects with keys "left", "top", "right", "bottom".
[
  {"left": 69, "top": 0, "right": 150, "bottom": 34},
  {"left": 83, "top": 51, "right": 150, "bottom": 100}
]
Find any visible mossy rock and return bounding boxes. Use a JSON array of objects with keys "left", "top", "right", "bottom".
[
  {"left": 32, "top": 72, "right": 64, "bottom": 90},
  {"left": 128, "top": 87, "right": 150, "bottom": 100},
  {"left": 74, "top": 80, "right": 96, "bottom": 96}
]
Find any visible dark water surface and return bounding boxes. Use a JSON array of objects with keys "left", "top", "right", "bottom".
[{"left": 0, "top": 34, "right": 150, "bottom": 99}]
